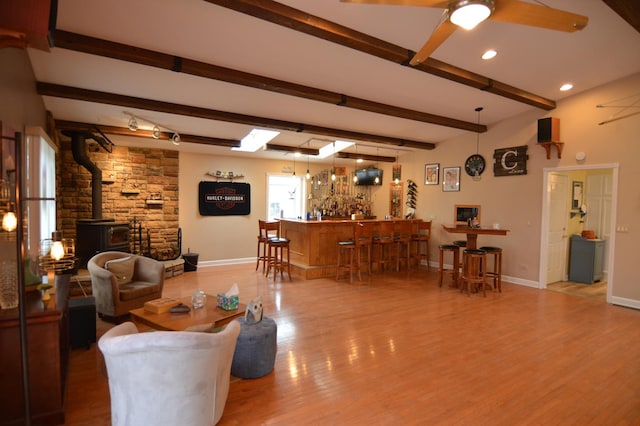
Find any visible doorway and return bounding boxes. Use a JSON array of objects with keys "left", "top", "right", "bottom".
[{"left": 539, "top": 164, "right": 619, "bottom": 303}]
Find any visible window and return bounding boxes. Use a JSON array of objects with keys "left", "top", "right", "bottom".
[
  {"left": 266, "top": 174, "right": 306, "bottom": 221},
  {"left": 25, "top": 127, "right": 57, "bottom": 258}
]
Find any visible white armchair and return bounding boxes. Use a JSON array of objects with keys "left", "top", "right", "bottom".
[{"left": 98, "top": 320, "right": 241, "bottom": 426}]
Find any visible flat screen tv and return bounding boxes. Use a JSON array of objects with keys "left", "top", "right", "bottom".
[{"left": 355, "top": 168, "right": 383, "bottom": 186}]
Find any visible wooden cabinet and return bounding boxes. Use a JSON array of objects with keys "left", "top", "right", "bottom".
[
  {"left": 569, "top": 235, "right": 605, "bottom": 284},
  {"left": 0, "top": 276, "right": 69, "bottom": 425}
]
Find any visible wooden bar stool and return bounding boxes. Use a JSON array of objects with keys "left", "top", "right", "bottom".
[
  {"left": 336, "top": 222, "right": 373, "bottom": 283},
  {"left": 460, "top": 248, "right": 488, "bottom": 297},
  {"left": 479, "top": 246, "right": 502, "bottom": 292},
  {"left": 373, "top": 221, "right": 395, "bottom": 273},
  {"left": 411, "top": 220, "right": 431, "bottom": 270},
  {"left": 264, "top": 221, "right": 291, "bottom": 280},
  {"left": 394, "top": 221, "right": 413, "bottom": 271},
  {"left": 256, "top": 220, "right": 277, "bottom": 273},
  {"left": 438, "top": 244, "right": 459, "bottom": 287}
]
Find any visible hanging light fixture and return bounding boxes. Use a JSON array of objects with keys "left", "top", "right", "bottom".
[
  {"left": 394, "top": 150, "right": 400, "bottom": 184},
  {"left": 306, "top": 141, "right": 311, "bottom": 180},
  {"left": 353, "top": 145, "right": 359, "bottom": 183},
  {"left": 2, "top": 203, "right": 17, "bottom": 232},
  {"left": 331, "top": 141, "right": 336, "bottom": 181},
  {"left": 464, "top": 106, "right": 487, "bottom": 182},
  {"left": 374, "top": 147, "right": 380, "bottom": 184},
  {"left": 449, "top": 0, "right": 495, "bottom": 30}
]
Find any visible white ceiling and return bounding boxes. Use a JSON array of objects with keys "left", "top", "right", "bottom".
[{"left": 27, "top": 0, "right": 640, "bottom": 164}]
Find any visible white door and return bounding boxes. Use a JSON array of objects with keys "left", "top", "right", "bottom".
[{"left": 547, "top": 173, "right": 569, "bottom": 284}]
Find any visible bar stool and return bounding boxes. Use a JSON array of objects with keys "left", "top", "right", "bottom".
[
  {"left": 453, "top": 240, "right": 466, "bottom": 277},
  {"left": 460, "top": 248, "right": 488, "bottom": 297},
  {"left": 256, "top": 220, "right": 277, "bottom": 273},
  {"left": 438, "top": 244, "right": 460, "bottom": 287},
  {"left": 373, "top": 221, "right": 395, "bottom": 272},
  {"left": 265, "top": 222, "right": 291, "bottom": 280},
  {"left": 336, "top": 222, "right": 373, "bottom": 283},
  {"left": 479, "top": 246, "right": 502, "bottom": 292},
  {"left": 394, "top": 221, "right": 413, "bottom": 271},
  {"left": 411, "top": 220, "right": 431, "bottom": 270}
]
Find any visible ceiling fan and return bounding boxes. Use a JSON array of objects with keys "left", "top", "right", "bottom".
[{"left": 340, "top": 0, "right": 588, "bottom": 65}]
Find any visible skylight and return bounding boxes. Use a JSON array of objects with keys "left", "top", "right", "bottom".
[
  {"left": 317, "top": 140, "right": 354, "bottom": 159},
  {"left": 232, "top": 129, "right": 280, "bottom": 152}
]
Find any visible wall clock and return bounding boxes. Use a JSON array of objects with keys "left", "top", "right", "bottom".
[{"left": 464, "top": 154, "right": 485, "bottom": 176}]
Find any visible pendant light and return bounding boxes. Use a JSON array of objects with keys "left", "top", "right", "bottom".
[
  {"left": 331, "top": 141, "right": 336, "bottom": 181},
  {"left": 374, "top": 147, "right": 380, "bottom": 184},
  {"left": 305, "top": 141, "right": 311, "bottom": 180},
  {"left": 353, "top": 144, "right": 359, "bottom": 183},
  {"left": 394, "top": 150, "right": 400, "bottom": 184}
]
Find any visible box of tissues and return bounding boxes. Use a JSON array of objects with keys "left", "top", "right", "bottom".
[{"left": 217, "top": 283, "right": 239, "bottom": 310}]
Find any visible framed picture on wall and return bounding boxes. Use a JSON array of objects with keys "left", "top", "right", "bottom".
[
  {"left": 424, "top": 163, "right": 439, "bottom": 185},
  {"left": 442, "top": 166, "right": 460, "bottom": 192}
]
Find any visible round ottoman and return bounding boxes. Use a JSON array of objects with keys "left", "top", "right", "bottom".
[{"left": 231, "top": 317, "right": 277, "bottom": 379}]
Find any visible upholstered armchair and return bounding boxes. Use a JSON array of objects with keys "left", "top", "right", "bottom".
[
  {"left": 87, "top": 251, "right": 164, "bottom": 319},
  {"left": 98, "top": 320, "right": 241, "bottom": 426}
]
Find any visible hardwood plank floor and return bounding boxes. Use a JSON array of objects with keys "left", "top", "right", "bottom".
[{"left": 64, "top": 264, "right": 640, "bottom": 425}]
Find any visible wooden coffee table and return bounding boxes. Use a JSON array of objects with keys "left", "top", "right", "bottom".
[{"left": 129, "top": 295, "right": 246, "bottom": 331}]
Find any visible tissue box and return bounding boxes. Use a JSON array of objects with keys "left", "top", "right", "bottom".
[{"left": 217, "top": 293, "right": 239, "bottom": 310}]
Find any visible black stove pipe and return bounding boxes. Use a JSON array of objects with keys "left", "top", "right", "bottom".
[{"left": 69, "top": 132, "right": 102, "bottom": 220}]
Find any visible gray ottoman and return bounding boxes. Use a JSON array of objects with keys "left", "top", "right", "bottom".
[{"left": 231, "top": 317, "right": 277, "bottom": 379}]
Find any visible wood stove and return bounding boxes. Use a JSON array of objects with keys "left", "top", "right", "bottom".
[{"left": 76, "top": 219, "right": 130, "bottom": 267}]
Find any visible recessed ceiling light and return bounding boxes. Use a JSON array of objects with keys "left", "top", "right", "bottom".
[
  {"left": 482, "top": 49, "right": 497, "bottom": 60},
  {"left": 560, "top": 83, "right": 574, "bottom": 92}
]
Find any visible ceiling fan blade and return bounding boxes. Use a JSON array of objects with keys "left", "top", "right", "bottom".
[
  {"left": 490, "top": 0, "right": 588, "bottom": 32},
  {"left": 410, "top": 18, "right": 457, "bottom": 65},
  {"left": 340, "top": 0, "right": 449, "bottom": 8}
]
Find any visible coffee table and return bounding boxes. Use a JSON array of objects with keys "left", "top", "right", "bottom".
[{"left": 129, "top": 295, "right": 246, "bottom": 331}]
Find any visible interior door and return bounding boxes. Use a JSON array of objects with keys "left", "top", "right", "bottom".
[{"left": 546, "top": 173, "right": 569, "bottom": 284}]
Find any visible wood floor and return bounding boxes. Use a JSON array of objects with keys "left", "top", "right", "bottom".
[{"left": 63, "top": 264, "right": 640, "bottom": 425}]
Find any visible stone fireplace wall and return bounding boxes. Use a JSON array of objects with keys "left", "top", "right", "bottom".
[{"left": 58, "top": 138, "right": 180, "bottom": 261}]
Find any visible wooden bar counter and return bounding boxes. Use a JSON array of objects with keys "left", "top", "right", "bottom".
[{"left": 280, "top": 218, "right": 421, "bottom": 280}]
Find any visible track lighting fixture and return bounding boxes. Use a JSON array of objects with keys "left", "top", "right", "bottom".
[
  {"left": 128, "top": 116, "right": 138, "bottom": 131},
  {"left": 124, "top": 111, "right": 180, "bottom": 145},
  {"left": 171, "top": 133, "right": 181, "bottom": 146}
]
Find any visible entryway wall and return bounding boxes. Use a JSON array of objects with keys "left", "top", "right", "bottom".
[{"left": 539, "top": 164, "right": 618, "bottom": 304}]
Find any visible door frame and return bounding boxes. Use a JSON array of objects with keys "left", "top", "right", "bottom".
[{"left": 538, "top": 163, "right": 619, "bottom": 303}]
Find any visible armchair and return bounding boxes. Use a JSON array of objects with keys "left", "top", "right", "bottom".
[
  {"left": 98, "top": 320, "right": 241, "bottom": 426},
  {"left": 87, "top": 251, "right": 164, "bottom": 319}
]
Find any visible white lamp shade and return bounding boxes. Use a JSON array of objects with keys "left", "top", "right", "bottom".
[{"left": 450, "top": 1, "right": 493, "bottom": 30}]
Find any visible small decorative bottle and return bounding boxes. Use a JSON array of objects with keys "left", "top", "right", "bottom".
[{"left": 191, "top": 289, "right": 207, "bottom": 309}]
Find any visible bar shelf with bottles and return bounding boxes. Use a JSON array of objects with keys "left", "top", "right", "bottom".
[{"left": 308, "top": 169, "right": 374, "bottom": 219}]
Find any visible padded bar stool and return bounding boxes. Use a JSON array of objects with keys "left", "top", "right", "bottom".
[
  {"left": 336, "top": 222, "right": 373, "bottom": 283},
  {"left": 411, "top": 220, "right": 431, "bottom": 270},
  {"left": 438, "top": 244, "right": 460, "bottom": 287},
  {"left": 479, "top": 246, "right": 502, "bottom": 292},
  {"left": 460, "top": 248, "right": 488, "bottom": 297},
  {"left": 256, "top": 220, "right": 277, "bottom": 273},
  {"left": 373, "top": 221, "right": 395, "bottom": 273},
  {"left": 264, "top": 221, "right": 291, "bottom": 280}
]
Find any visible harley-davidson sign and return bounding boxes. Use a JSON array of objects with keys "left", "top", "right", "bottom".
[{"left": 199, "top": 182, "right": 251, "bottom": 216}]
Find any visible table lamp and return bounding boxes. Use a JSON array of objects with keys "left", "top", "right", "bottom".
[{"left": 39, "top": 231, "right": 76, "bottom": 295}]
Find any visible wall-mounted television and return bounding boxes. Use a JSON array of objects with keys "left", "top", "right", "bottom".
[{"left": 355, "top": 168, "right": 383, "bottom": 186}]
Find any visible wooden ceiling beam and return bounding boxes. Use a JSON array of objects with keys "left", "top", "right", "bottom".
[
  {"left": 51, "top": 30, "right": 483, "bottom": 133},
  {"left": 204, "top": 0, "right": 556, "bottom": 111},
  {"left": 602, "top": 0, "right": 640, "bottom": 34},
  {"left": 37, "top": 82, "right": 436, "bottom": 150},
  {"left": 54, "top": 120, "right": 241, "bottom": 147}
]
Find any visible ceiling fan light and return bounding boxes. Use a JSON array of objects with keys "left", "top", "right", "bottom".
[{"left": 450, "top": 0, "right": 494, "bottom": 31}]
